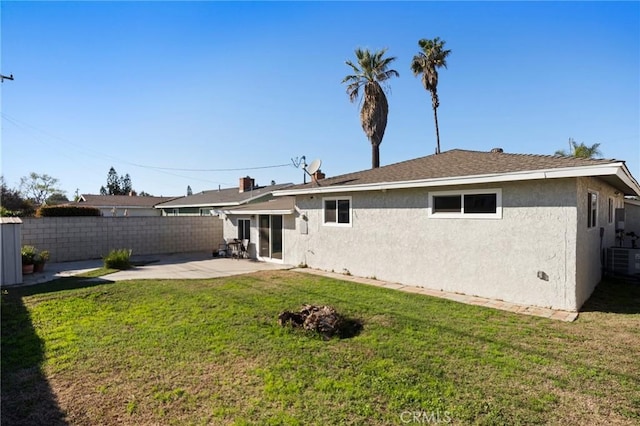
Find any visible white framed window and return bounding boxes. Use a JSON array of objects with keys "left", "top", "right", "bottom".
[
  {"left": 238, "top": 218, "right": 251, "bottom": 241},
  {"left": 587, "top": 191, "right": 598, "bottom": 228},
  {"left": 428, "top": 188, "right": 502, "bottom": 219},
  {"left": 200, "top": 208, "right": 212, "bottom": 216},
  {"left": 323, "top": 196, "right": 352, "bottom": 226}
]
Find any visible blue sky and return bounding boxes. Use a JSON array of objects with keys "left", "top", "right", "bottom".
[{"left": 1, "top": 1, "right": 638, "bottom": 198}]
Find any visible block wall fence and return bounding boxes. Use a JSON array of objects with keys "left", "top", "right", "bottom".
[{"left": 21, "top": 216, "right": 224, "bottom": 262}]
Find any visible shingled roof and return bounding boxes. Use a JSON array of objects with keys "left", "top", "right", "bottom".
[
  {"left": 78, "top": 194, "right": 179, "bottom": 208},
  {"left": 156, "top": 183, "right": 293, "bottom": 208},
  {"left": 274, "top": 149, "right": 640, "bottom": 196}
]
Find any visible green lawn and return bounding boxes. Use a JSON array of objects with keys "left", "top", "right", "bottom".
[{"left": 2, "top": 271, "right": 639, "bottom": 425}]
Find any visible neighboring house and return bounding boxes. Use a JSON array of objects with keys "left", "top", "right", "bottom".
[
  {"left": 623, "top": 198, "right": 640, "bottom": 242},
  {"left": 76, "top": 194, "right": 179, "bottom": 216},
  {"left": 155, "top": 177, "right": 292, "bottom": 216},
  {"left": 224, "top": 148, "right": 640, "bottom": 312}
]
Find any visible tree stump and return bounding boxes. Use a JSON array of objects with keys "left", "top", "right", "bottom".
[{"left": 278, "top": 304, "right": 343, "bottom": 339}]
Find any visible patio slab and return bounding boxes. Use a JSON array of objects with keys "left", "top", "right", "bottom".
[{"left": 14, "top": 252, "right": 292, "bottom": 286}]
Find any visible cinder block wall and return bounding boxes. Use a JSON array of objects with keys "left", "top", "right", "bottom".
[{"left": 21, "top": 217, "right": 224, "bottom": 262}]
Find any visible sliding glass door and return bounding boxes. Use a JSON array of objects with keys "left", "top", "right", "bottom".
[{"left": 258, "top": 215, "right": 283, "bottom": 260}]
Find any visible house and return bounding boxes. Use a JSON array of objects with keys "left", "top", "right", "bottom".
[
  {"left": 76, "top": 194, "right": 179, "bottom": 216},
  {"left": 223, "top": 148, "right": 640, "bottom": 312},
  {"left": 155, "top": 177, "right": 292, "bottom": 216}
]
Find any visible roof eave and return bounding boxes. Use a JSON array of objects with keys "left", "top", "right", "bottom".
[
  {"left": 222, "top": 208, "right": 295, "bottom": 215},
  {"left": 273, "top": 163, "right": 638, "bottom": 196}
]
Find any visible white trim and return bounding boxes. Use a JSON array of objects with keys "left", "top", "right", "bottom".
[
  {"left": 322, "top": 196, "right": 352, "bottom": 227},
  {"left": 223, "top": 208, "right": 294, "bottom": 215},
  {"left": 273, "top": 163, "right": 640, "bottom": 197},
  {"left": 156, "top": 202, "right": 242, "bottom": 209},
  {"left": 608, "top": 197, "right": 614, "bottom": 225},
  {"left": 587, "top": 189, "right": 599, "bottom": 230},
  {"left": 256, "top": 214, "right": 285, "bottom": 263},
  {"left": 427, "top": 188, "right": 502, "bottom": 219}
]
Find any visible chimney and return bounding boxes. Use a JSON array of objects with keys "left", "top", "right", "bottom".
[
  {"left": 239, "top": 176, "right": 255, "bottom": 193},
  {"left": 490, "top": 148, "right": 504, "bottom": 153},
  {"left": 313, "top": 169, "right": 325, "bottom": 181}
]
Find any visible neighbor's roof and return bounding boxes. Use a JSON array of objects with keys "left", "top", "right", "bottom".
[
  {"left": 273, "top": 149, "right": 640, "bottom": 196},
  {"left": 221, "top": 197, "right": 296, "bottom": 215},
  {"left": 79, "top": 194, "right": 179, "bottom": 208},
  {"left": 156, "top": 183, "right": 293, "bottom": 208}
]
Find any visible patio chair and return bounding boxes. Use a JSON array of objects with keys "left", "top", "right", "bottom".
[{"left": 240, "top": 239, "right": 249, "bottom": 259}]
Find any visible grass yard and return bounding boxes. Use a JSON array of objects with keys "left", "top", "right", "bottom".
[{"left": 2, "top": 271, "right": 639, "bottom": 425}]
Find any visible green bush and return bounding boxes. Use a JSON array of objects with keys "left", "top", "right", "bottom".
[
  {"left": 36, "top": 206, "right": 101, "bottom": 217},
  {"left": 103, "top": 249, "right": 132, "bottom": 270},
  {"left": 21, "top": 245, "right": 38, "bottom": 265}
]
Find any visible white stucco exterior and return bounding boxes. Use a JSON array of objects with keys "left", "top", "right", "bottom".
[
  {"left": 222, "top": 172, "right": 636, "bottom": 311},
  {"left": 281, "top": 180, "right": 584, "bottom": 310}
]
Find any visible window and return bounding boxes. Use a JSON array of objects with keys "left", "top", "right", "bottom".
[
  {"left": 200, "top": 208, "right": 211, "bottom": 216},
  {"left": 587, "top": 191, "right": 598, "bottom": 228},
  {"left": 238, "top": 219, "right": 251, "bottom": 241},
  {"left": 429, "top": 189, "right": 501, "bottom": 219},
  {"left": 608, "top": 198, "right": 614, "bottom": 224},
  {"left": 323, "top": 197, "right": 351, "bottom": 226}
]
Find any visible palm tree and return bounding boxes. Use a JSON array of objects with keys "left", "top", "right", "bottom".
[
  {"left": 342, "top": 48, "right": 399, "bottom": 168},
  {"left": 554, "top": 138, "right": 602, "bottom": 158},
  {"left": 411, "top": 37, "right": 451, "bottom": 154}
]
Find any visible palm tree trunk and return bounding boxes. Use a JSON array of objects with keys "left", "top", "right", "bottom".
[
  {"left": 433, "top": 105, "right": 441, "bottom": 154},
  {"left": 372, "top": 143, "right": 380, "bottom": 168}
]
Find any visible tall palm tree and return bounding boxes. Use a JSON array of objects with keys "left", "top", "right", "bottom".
[
  {"left": 411, "top": 37, "right": 451, "bottom": 154},
  {"left": 554, "top": 138, "right": 602, "bottom": 158},
  {"left": 342, "top": 48, "right": 399, "bottom": 168}
]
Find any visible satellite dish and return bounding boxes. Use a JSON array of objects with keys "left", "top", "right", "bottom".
[{"left": 305, "top": 159, "right": 322, "bottom": 175}]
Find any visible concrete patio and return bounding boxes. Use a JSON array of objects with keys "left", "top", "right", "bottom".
[{"left": 16, "top": 251, "right": 578, "bottom": 322}]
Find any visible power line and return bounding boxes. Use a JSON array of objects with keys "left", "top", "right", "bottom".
[{"left": 1, "top": 112, "right": 294, "bottom": 175}]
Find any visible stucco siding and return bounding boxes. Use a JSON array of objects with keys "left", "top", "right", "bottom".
[
  {"left": 624, "top": 200, "right": 640, "bottom": 239},
  {"left": 575, "top": 177, "right": 625, "bottom": 308},
  {"left": 285, "top": 179, "right": 581, "bottom": 310}
]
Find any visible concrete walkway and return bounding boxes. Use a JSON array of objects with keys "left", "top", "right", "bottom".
[
  {"left": 291, "top": 268, "right": 579, "bottom": 322},
  {"left": 18, "top": 252, "right": 292, "bottom": 286},
  {"left": 17, "top": 252, "right": 577, "bottom": 322}
]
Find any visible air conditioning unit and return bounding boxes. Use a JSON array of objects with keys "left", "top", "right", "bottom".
[{"left": 607, "top": 248, "right": 640, "bottom": 276}]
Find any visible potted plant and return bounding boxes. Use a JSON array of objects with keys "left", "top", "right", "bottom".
[
  {"left": 34, "top": 249, "right": 50, "bottom": 273},
  {"left": 21, "top": 245, "right": 37, "bottom": 275}
]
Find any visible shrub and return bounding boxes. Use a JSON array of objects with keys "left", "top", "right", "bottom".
[
  {"left": 103, "top": 249, "right": 132, "bottom": 270},
  {"left": 21, "top": 245, "right": 38, "bottom": 265},
  {"left": 36, "top": 206, "right": 101, "bottom": 217}
]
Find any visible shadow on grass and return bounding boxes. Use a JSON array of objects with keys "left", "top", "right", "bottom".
[
  {"left": 1, "top": 291, "right": 68, "bottom": 425},
  {"left": 10, "top": 277, "right": 115, "bottom": 298},
  {"left": 337, "top": 317, "right": 364, "bottom": 339},
  {"left": 580, "top": 276, "right": 640, "bottom": 314}
]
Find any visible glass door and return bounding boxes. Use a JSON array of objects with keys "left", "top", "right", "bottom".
[{"left": 258, "top": 215, "right": 283, "bottom": 260}]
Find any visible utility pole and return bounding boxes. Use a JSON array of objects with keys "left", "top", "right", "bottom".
[{"left": 1, "top": 74, "right": 14, "bottom": 82}]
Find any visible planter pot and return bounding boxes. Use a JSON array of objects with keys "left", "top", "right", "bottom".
[
  {"left": 34, "top": 262, "right": 46, "bottom": 273},
  {"left": 22, "top": 264, "right": 34, "bottom": 275}
]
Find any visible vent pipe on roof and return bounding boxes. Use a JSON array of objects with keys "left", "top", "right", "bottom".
[{"left": 491, "top": 148, "right": 504, "bottom": 153}]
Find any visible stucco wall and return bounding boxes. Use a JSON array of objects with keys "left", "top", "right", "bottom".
[
  {"left": 574, "top": 177, "right": 627, "bottom": 307},
  {"left": 284, "top": 179, "right": 583, "bottom": 311},
  {"left": 624, "top": 200, "right": 640, "bottom": 240},
  {"left": 222, "top": 214, "right": 294, "bottom": 261},
  {"left": 21, "top": 216, "right": 224, "bottom": 262}
]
